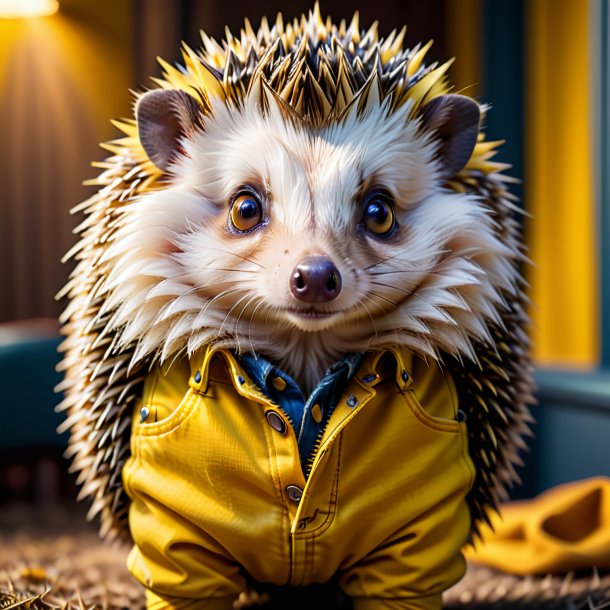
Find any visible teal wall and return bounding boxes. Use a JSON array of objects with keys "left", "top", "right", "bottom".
[
  {"left": 0, "top": 337, "right": 65, "bottom": 449},
  {"left": 530, "top": 371, "right": 610, "bottom": 491},
  {"left": 482, "top": 0, "right": 525, "bottom": 204}
]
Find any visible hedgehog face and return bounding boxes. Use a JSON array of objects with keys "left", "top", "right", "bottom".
[
  {"left": 173, "top": 96, "right": 441, "bottom": 336},
  {"left": 100, "top": 86, "right": 516, "bottom": 387},
  {"left": 92, "top": 9, "right": 521, "bottom": 386}
]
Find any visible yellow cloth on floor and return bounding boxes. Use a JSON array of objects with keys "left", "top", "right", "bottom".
[{"left": 465, "top": 477, "right": 610, "bottom": 575}]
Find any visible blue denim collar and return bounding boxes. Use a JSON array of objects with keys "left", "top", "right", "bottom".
[{"left": 239, "top": 351, "right": 364, "bottom": 469}]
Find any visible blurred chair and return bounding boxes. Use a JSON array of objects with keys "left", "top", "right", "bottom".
[{"left": 0, "top": 318, "right": 66, "bottom": 504}]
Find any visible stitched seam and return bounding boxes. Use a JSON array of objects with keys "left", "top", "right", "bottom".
[
  {"left": 299, "top": 432, "right": 342, "bottom": 538},
  {"left": 137, "top": 390, "right": 198, "bottom": 437},
  {"left": 259, "top": 398, "right": 294, "bottom": 581},
  {"left": 400, "top": 389, "right": 460, "bottom": 433},
  {"left": 315, "top": 377, "right": 374, "bottom": 446},
  {"left": 304, "top": 537, "right": 312, "bottom": 584},
  {"left": 262, "top": 400, "right": 290, "bottom": 525}
]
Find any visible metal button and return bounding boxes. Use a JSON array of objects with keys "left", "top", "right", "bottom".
[
  {"left": 139, "top": 406, "right": 150, "bottom": 423},
  {"left": 401, "top": 369, "right": 409, "bottom": 383},
  {"left": 362, "top": 373, "right": 377, "bottom": 383},
  {"left": 272, "top": 376, "right": 287, "bottom": 391},
  {"left": 346, "top": 394, "right": 358, "bottom": 408},
  {"left": 194, "top": 370, "right": 202, "bottom": 384},
  {"left": 311, "top": 403, "right": 323, "bottom": 423},
  {"left": 457, "top": 409, "right": 467, "bottom": 423},
  {"left": 265, "top": 410, "right": 287, "bottom": 435},
  {"left": 286, "top": 485, "right": 303, "bottom": 503}
]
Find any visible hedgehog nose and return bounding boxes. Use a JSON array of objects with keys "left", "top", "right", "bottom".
[{"left": 290, "top": 256, "right": 342, "bottom": 303}]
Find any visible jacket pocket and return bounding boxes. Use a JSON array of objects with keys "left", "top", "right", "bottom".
[
  {"left": 400, "top": 388, "right": 461, "bottom": 434},
  {"left": 135, "top": 388, "right": 199, "bottom": 438}
]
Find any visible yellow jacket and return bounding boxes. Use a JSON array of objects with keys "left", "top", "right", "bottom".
[{"left": 123, "top": 345, "right": 475, "bottom": 610}]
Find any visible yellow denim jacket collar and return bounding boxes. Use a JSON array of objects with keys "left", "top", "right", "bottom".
[
  {"left": 187, "top": 344, "right": 415, "bottom": 397},
  {"left": 185, "top": 345, "right": 417, "bottom": 471}
]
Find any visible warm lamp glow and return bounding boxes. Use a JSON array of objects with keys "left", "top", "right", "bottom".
[{"left": 0, "top": 0, "right": 59, "bottom": 18}]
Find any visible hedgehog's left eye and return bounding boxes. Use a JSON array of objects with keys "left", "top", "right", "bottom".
[
  {"left": 361, "top": 190, "right": 396, "bottom": 236},
  {"left": 230, "top": 191, "right": 263, "bottom": 232}
]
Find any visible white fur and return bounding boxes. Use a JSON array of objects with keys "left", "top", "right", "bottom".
[{"left": 100, "top": 92, "right": 518, "bottom": 391}]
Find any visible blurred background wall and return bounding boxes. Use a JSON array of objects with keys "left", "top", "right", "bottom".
[
  {"left": 0, "top": 0, "right": 608, "bottom": 506},
  {"left": 0, "top": 0, "right": 134, "bottom": 322}
]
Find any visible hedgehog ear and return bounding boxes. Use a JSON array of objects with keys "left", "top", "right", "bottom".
[
  {"left": 420, "top": 94, "right": 480, "bottom": 178},
  {"left": 136, "top": 89, "right": 201, "bottom": 171}
]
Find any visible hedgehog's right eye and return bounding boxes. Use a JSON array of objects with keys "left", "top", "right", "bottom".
[
  {"left": 361, "top": 189, "right": 396, "bottom": 237},
  {"left": 229, "top": 191, "right": 263, "bottom": 232}
]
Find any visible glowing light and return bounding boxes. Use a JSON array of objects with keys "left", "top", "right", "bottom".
[{"left": 0, "top": 0, "right": 59, "bottom": 18}]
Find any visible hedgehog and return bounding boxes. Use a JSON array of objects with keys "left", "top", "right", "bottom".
[{"left": 57, "top": 4, "right": 534, "bottom": 609}]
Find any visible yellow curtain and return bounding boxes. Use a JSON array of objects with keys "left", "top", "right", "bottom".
[
  {"left": 0, "top": 0, "right": 133, "bottom": 321},
  {"left": 525, "top": 0, "right": 599, "bottom": 368}
]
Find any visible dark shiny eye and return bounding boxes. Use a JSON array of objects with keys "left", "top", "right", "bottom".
[
  {"left": 362, "top": 190, "right": 396, "bottom": 236},
  {"left": 230, "top": 191, "right": 263, "bottom": 232}
]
